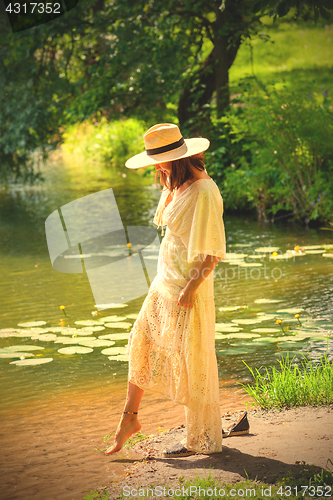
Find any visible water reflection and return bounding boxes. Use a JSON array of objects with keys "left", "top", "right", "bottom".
[{"left": 1, "top": 153, "right": 333, "bottom": 412}]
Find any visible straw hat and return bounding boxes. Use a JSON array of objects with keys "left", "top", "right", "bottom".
[{"left": 125, "top": 123, "right": 210, "bottom": 169}]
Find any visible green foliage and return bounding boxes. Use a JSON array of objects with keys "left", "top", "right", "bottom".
[
  {"left": 241, "top": 353, "right": 333, "bottom": 408},
  {"left": 82, "top": 492, "right": 109, "bottom": 500},
  {"left": 219, "top": 83, "right": 333, "bottom": 222},
  {"left": 253, "top": 0, "right": 333, "bottom": 22},
  {"left": 0, "top": 26, "right": 73, "bottom": 185},
  {"left": 1, "top": 0, "right": 330, "bottom": 186},
  {"left": 61, "top": 117, "right": 147, "bottom": 169},
  {"left": 280, "top": 460, "right": 333, "bottom": 496}
]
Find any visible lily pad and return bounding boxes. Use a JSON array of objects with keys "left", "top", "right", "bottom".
[
  {"left": 230, "top": 342, "right": 256, "bottom": 347},
  {"left": 54, "top": 336, "right": 96, "bottom": 344},
  {"left": 305, "top": 250, "right": 325, "bottom": 254},
  {"left": 0, "top": 332, "right": 24, "bottom": 338},
  {"left": 276, "top": 308, "right": 305, "bottom": 314},
  {"left": 10, "top": 357, "right": 53, "bottom": 366},
  {"left": 215, "top": 327, "right": 243, "bottom": 333},
  {"left": 95, "top": 303, "right": 128, "bottom": 309},
  {"left": 216, "top": 348, "right": 255, "bottom": 355},
  {"left": 49, "top": 327, "right": 77, "bottom": 333},
  {"left": 215, "top": 334, "right": 230, "bottom": 340},
  {"left": 80, "top": 326, "right": 105, "bottom": 332},
  {"left": 322, "top": 253, "right": 333, "bottom": 258},
  {"left": 228, "top": 333, "right": 261, "bottom": 339},
  {"left": 251, "top": 328, "right": 281, "bottom": 333},
  {"left": 218, "top": 306, "right": 245, "bottom": 312},
  {"left": 275, "top": 336, "right": 300, "bottom": 342},
  {"left": 228, "top": 243, "right": 249, "bottom": 247},
  {"left": 79, "top": 340, "right": 115, "bottom": 347},
  {"left": 126, "top": 314, "right": 139, "bottom": 320},
  {"left": 101, "top": 347, "right": 128, "bottom": 355},
  {"left": 255, "top": 315, "right": 278, "bottom": 321},
  {"left": 279, "top": 342, "right": 306, "bottom": 349},
  {"left": 252, "top": 337, "right": 280, "bottom": 343},
  {"left": 215, "top": 322, "right": 239, "bottom": 329},
  {"left": 99, "top": 333, "right": 129, "bottom": 340},
  {"left": 74, "top": 320, "right": 102, "bottom": 326},
  {"left": 57, "top": 346, "right": 93, "bottom": 354},
  {"left": 270, "top": 253, "right": 297, "bottom": 261},
  {"left": 18, "top": 321, "right": 47, "bottom": 327},
  {"left": 285, "top": 250, "right": 306, "bottom": 257},
  {"left": 0, "top": 352, "right": 35, "bottom": 358},
  {"left": 104, "top": 322, "right": 132, "bottom": 329},
  {"left": 4, "top": 345, "right": 45, "bottom": 351},
  {"left": 24, "top": 327, "right": 49, "bottom": 334},
  {"left": 99, "top": 316, "right": 128, "bottom": 322},
  {"left": 231, "top": 319, "right": 263, "bottom": 325},
  {"left": 108, "top": 355, "right": 129, "bottom": 362},
  {"left": 70, "top": 329, "right": 96, "bottom": 336},
  {"left": 225, "top": 252, "right": 248, "bottom": 260},
  {"left": 302, "top": 245, "right": 324, "bottom": 250},
  {"left": 255, "top": 247, "right": 280, "bottom": 253},
  {"left": 36, "top": 334, "right": 58, "bottom": 341},
  {"left": 254, "top": 299, "right": 284, "bottom": 304}
]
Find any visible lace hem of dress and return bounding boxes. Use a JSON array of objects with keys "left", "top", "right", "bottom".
[{"left": 127, "top": 283, "right": 222, "bottom": 453}]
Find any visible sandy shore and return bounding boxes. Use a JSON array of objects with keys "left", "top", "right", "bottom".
[
  {"left": 0, "top": 384, "right": 248, "bottom": 500},
  {"left": 103, "top": 406, "right": 333, "bottom": 500}
]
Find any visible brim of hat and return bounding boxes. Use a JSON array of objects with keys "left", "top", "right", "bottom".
[{"left": 125, "top": 138, "right": 210, "bottom": 169}]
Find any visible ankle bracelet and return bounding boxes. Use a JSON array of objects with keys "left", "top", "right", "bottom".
[{"left": 123, "top": 411, "right": 138, "bottom": 415}]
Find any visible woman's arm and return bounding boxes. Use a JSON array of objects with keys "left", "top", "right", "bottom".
[{"left": 177, "top": 254, "right": 221, "bottom": 307}]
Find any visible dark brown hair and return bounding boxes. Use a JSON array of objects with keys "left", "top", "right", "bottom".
[{"left": 154, "top": 153, "right": 206, "bottom": 192}]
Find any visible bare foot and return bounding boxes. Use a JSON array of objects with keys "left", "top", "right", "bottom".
[{"left": 105, "top": 414, "right": 141, "bottom": 455}]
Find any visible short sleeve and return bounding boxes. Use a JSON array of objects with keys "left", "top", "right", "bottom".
[{"left": 185, "top": 187, "right": 226, "bottom": 264}]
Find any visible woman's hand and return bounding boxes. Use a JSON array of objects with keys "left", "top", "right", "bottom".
[{"left": 177, "top": 281, "right": 198, "bottom": 308}]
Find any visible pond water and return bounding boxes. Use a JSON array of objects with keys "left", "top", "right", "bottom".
[{"left": 1, "top": 151, "right": 333, "bottom": 414}]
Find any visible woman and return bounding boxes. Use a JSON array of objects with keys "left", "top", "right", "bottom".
[{"left": 105, "top": 123, "right": 226, "bottom": 457}]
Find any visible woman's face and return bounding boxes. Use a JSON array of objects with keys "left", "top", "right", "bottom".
[{"left": 155, "top": 161, "right": 172, "bottom": 177}]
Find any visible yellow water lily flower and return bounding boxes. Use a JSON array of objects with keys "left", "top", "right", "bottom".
[
  {"left": 127, "top": 242, "right": 132, "bottom": 248},
  {"left": 272, "top": 252, "right": 278, "bottom": 257},
  {"left": 294, "top": 245, "right": 300, "bottom": 252},
  {"left": 60, "top": 305, "right": 67, "bottom": 317},
  {"left": 295, "top": 314, "right": 300, "bottom": 318},
  {"left": 276, "top": 319, "right": 282, "bottom": 324}
]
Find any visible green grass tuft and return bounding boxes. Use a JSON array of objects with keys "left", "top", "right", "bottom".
[{"left": 240, "top": 353, "right": 333, "bottom": 408}]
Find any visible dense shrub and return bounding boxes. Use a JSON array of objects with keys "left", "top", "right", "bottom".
[
  {"left": 61, "top": 117, "right": 147, "bottom": 170},
  {"left": 217, "top": 83, "right": 333, "bottom": 223}
]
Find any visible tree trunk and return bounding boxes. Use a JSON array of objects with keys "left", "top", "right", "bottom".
[
  {"left": 177, "top": 49, "right": 216, "bottom": 133},
  {"left": 177, "top": 1, "right": 244, "bottom": 128}
]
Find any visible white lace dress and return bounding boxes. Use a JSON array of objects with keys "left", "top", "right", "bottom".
[{"left": 127, "top": 178, "right": 226, "bottom": 453}]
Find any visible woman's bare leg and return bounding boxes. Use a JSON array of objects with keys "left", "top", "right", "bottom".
[{"left": 105, "top": 382, "right": 144, "bottom": 455}]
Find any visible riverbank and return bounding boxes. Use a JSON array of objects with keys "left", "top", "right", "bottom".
[
  {"left": 99, "top": 406, "right": 333, "bottom": 500},
  {"left": 0, "top": 385, "right": 248, "bottom": 500}
]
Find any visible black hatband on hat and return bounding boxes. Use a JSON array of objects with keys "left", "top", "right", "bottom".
[{"left": 145, "top": 137, "right": 185, "bottom": 156}]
